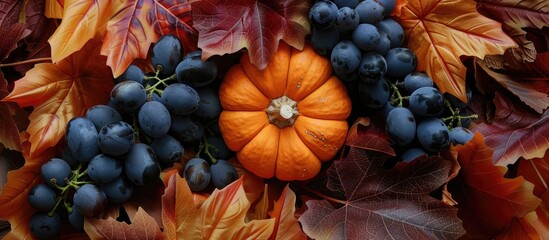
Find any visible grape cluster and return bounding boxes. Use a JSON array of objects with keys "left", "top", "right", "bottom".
[
  {"left": 308, "top": 0, "right": 476, "bottom": 160},
  {"left": 27, "top": 34, "right": 238, "bottom": 239}
]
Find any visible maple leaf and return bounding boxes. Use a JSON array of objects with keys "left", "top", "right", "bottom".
[
  {"left": 448, "top": 133, "right": 541, "bottom": 239},
  {"left": 473, "top": 93, "right": 549, "bottom": 166},
  {"left": 0, "top": 145, "right": 55, "bottom": 239},
  {"left": 395, "top": 0, "right": 516, "bottom": 102},
  {"left": 2, "top": 38, "right": 113, "bottom": 157},
  {"left": 0, "top": 71, "right": 26, "bottom": 152},
  {"left": 191, "top": 0, "right": 310, "bottom": 70},
  {"left": 267, "top": 185, "right": 307, "bottom": 240},
  {"left": 298, "top": 129, "right": 464, "bottom": 239},
  {"left": 162, "top": 173, "right": 275, "bottom": 240},
  {"left": 476, "top": 0, "right": 549, "bottom": 66},
  {"left": 0, "top": 22, "right": 31, "bottom": 61},
  {"left": 85, "top": 207, "right": 163, "bottom": 240}
]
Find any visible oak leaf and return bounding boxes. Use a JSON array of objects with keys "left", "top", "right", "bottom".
[
  {"left": 191, "top": 0, "right": 310, "bottom": 70},
  {"left": 298, "top": 121, "right": 464, "bottom": 239},
  {"left": 473, "top": 93, "right": 549, "bottom": 165},
  {"left": 2, "top": 38, "right": 113, "bottom": 157},
  {"left": 162, "top": 173, "right": 275, "bottom": 240},
  {"left": 448, "top": 133, "right": 541, "bottom": 239},
  {"left": 396, "top": 0, "right": 516, "bottom": 102}
]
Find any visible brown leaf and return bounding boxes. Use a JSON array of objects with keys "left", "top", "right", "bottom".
[
  {"left": 84, "top": 207, "right": 163, "bottom": 240},
  {"left": 0, "top": 23, "right": 31, "bottom": 61},
  {"left": 449, "top": 133, "right": 541, "bottom": 238}
]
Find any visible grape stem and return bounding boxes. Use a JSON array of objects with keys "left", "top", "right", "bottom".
[
  {"left": 47, "top": 163, "right": 90, "bottom": 216},
  {"left": 196, "top": 136, "right": 219, "bottom": 164},
  {"left": 387, "top": 80, "right": 408, "bottom": 107},
  {"left": 441, "top": 100, "right": 478, "bottom": 129},
  {"left": 144, "top": 67, "right": 176, "bottom": 100}
]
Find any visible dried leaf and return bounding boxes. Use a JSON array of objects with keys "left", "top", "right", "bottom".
[
  {"left": 396, "top": 0, "right": 516, "bottom": 102},
  {"left": 84, "top": 207, "right": 163, "bottom": 240},
  {"left": 473, "top": 93, "right": 549, "bottom": 165},
  {"left": 0, "top": 23, "right": 31, "bottom": 61},
  {"left": 390, "top": 0, "right": 407, "bottom": 17},
  {"left": 268, "top": 185, "right": 307, "bottom": 240},
  {"left": 45, "top": 0, "right": 64, "bottom": 18},
  {"left": 345, "top": 117, "right": 393, "bottom": 155},
  {"left": 191, "top": 0, "right": 310, "bottom": 70},
  {"left": 449, "top": 133, "right": 541, "bottom": 238},
  {"left": 162, "top": 174, "right": 275, "bottom": 240},
  {"left": 2, "top": 38, "right": 113, "bottom": 157},
  {"left": 298, "top": 130, "right": 464, "bottom": 239}
]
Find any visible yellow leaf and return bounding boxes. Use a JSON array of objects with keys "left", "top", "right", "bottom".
[{"left": 268, "top": 185, "right": 307, "bottom": 240}]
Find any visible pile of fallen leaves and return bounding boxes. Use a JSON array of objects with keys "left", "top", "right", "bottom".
[{"left": 1, "top": 0, "right": 549, "bottom": 239}]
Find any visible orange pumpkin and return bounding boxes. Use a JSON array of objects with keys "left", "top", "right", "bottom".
[{"left": 218, "top": 42, "right": 351, "bottom": 181}]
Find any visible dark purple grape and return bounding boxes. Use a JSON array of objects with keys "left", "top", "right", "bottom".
[
  {"left": 334, "top": 69, "right": 359, "bottom": 82},
  {"left": 331, "top": 40, "right": 362, "bottom": 74},
  {"left": 355, "top": 0, "right": 385, "bottom": 24},
  {"left": 151, "top": 34, "right": 182, "bottom": 75},
  {"left": 374, "top": 31, "right": 391, "bottom": 55},
  {"left": 386, "top": 107, "right": 416, "bottom": 146},
  {"left": 66, "top": 117, "right": 100, "bottom": 162},
  {"left": 400, "top": 148, "right": 426, "bottom": 162},
  {"left": 125, "top": 143, "right": 160, "bottom": 185},
  {"left": 116, "top": 64, "right": 144, "bottom": 85},
  {"left": 376, "top": 18, "right": 405, "bottom": 48},
  {"left": 352, "top": 24, "right": 380, "bottom": 51},
  {"left": 417, "top": 118, "right": 450, "bottom": 152},
  {"left": 87, "top": 154, "right": 123, "bottom": 183},
  {"left": 100, "top": 176, "right": 133, "bottom": 203},
  {"left": 358, "top": 51, "right": 387, "bottom": 83},
  {"left": 30, "top": 212, "right": 61, "bottom": 239},
  {"left": 41, "top": 158, "right": 72, "bottom": 187},
  {"left": 308, "top": 0, "right": 338, "bottom": 29},
  {"left": 409, "top": 87, "right": 445, "bottom": 117},
  {"left": 311, "top": 26, "right": 340, "bottom": 56},
  {"left": 385, "top": 47, "right": 417, "bottom": 78},
  {"left": 161, "top": 83, "right": 200, "bottom": 115},
  {"left": 86, "top": 105, "right": 123, "bottom": 131},
  {"left": 151, "top": 135, "right": 185, "bottom": 163},
  {"left": 381, "top": 101, "right": 396, "bottom": 120},
  {"left": 195, "top": 87, "right": 221, "bottom": 120},
  {"left": 98, "top": 121, "right": 135, "bottom": 156},
  {"left": 207, "top": 136, "right": 230, "bottom": 160},
  {"left": 210, "top": 160, "right": 238, "bottom": 189},
  {"left": 358, "top": 77, "right": 390, "bottom": 109},
  {"left": 336, "top": 7, "right": 359, "bottom": 33},
  {"left": 449, "top": 127, "right": 474, "bottom": 146},
  {"left": 170, "top": 115, "right": 204, "bottom": 143},
  {"left": 445, "top": 85, "right": 473, "bottom": 108},
  {"left": 138, "top": 101, "right": 171, "bottom": 138},
  {"left": 404, "top": 72, "right": 433, "bottom": 93},
  {"left": 68, "top": 209, "right": 84, "bottom": 231},
  {"left": 109, "top": 81, "right": 147, "bottom": 113},
  {"left": 176, "top": 50, "right": 218, "bottom": 87},
  {"left": 184, "top": 158, "right": 211, "bottom": 191},
  {"left": 378, "top": 0, "right": 396, "bottom": 15},
  {"left": 28, "top": 183, "right": 57, "bottom": 212},
  {"left": 73, "top": 184, "right": 107, "bottom": 217},
  {"left": 333, "top": 0, "right": 358, "bottom": 8}
]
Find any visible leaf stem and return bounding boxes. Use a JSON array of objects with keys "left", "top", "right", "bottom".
[
  {"left": 0, "top": 57, "right": 52, "bottom": 68},
  {"left": 300, "top": 186, "right": 348, "bottom": 205}
]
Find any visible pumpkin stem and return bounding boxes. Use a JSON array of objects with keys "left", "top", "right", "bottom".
[{"left": 267, "top": 96, "right": 299, "bottom": 128}]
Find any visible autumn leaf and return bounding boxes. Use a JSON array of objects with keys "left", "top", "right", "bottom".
[
  {"left": 473, "top": 93, "right": 549, "bottom": 166},
  {"left": 0, "top": 23, "right": 31, "bottom": 61},
  {"left": 298, "top": 130, "right": 464, "bottom": 239},
  {"left": 162, "top": 174, "right": 275, "bottom": 240},
  {"left": 268, "top": 185, "right": 307, "bottom": 240},
  {"left": 395, "top": 0, "right": 516, "bottom": 102},
  {"left": 0, "top": 146, "right": 55, "bottom": 239},
  {"left": 476, "top": 0, "right": 549, "bottom": 67},
  {"left": 85, "top": 207, "right": 163, "bottom": 240},
  {"left": 448, "top": 133, "right": 541, "bottom": 239},
  {"left": 191, "top": 0, "right": 310, "bottom": 70},
  {"left": 390, "top": 0, "right": 407, "bottom": 17},
  {"left": 0, "top": 73, "right": 26, "bottom": 152},
  {"left": 2, "top": 38, "right": 113, "bottom": 157}
]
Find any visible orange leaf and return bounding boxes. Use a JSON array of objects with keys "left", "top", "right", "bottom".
[
  {"left": 84, "top": 207, "right": 163, "bottom": 240},
  {"left": 390, "top": 0, "right": 407, "bottom": 17},
  {"left": 162, "top": 174, "right": 275, "bottom": 240},
  {"left": 45, "top": 0, "right": 65, "bottom": 18},
  {"left": 450, "top": 133, "right": 541, "bottom": 238},
  {"left": 48, "top": 0, "right": 116, "bottom": 62},
  {"left": 2, "top": 38, "right": 113, "bottom": 157},
  {"left": 268, "top": 185, "right": 307, "bottom": 240},
  {"left": 0, "top": 146, "right": 55, "bottom": 239},
  {"left": 396, "top": 0, "right": 516, "bottom": 102}
]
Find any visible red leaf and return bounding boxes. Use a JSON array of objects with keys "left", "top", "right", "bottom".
[
  {"left": 298, "top": 133, "right": 464, "bottom": 239},
  {"left": 2, "top": 37, "right": 113, "bottom": 157},
  {"left": 473, "top": 93, "right": 549, "bottom": 165},
  {"left": 448, "top": 133, "right": 541, "bottom": 238},
  {"left": 191, "top": 0, "right": 310, "bottom": 70},
  {"left": 0, "top": 23, "right": 31, "bottom": 61}
]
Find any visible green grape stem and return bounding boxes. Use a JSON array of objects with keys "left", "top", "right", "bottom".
[
  {"left": 143, "top": 67, "right": 177, "bottom": 99},
  {"left": 47, "top": 163, "right": 90, "bottom": 216},
  {"left": 441, "top": 100, "right": 478, "bottom": 129},
  {"left": 387, "top": 80, "right": 408, "bottom": 107},
  {"left": 196, "top": 136, "right": 220, "bottom": 164}
]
